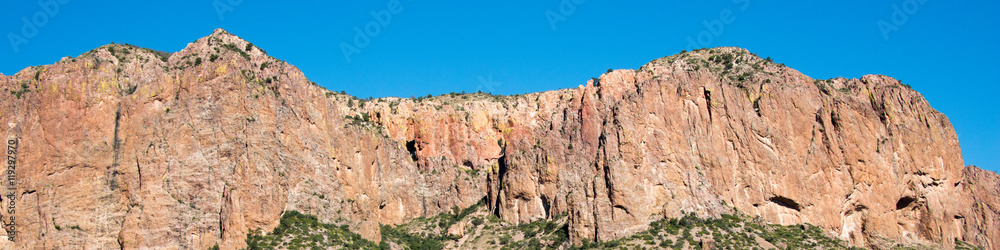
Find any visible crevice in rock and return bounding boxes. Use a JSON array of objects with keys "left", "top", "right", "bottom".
[
  {"left": 896, "top": 196, "right": 917, "bottom": 210},
  {"left": 703, "top": 88, "right": 713, "bottom": 122},
  {"left": 753, "top": 97, "right": 762, "bottom": 117},
  {"left": 814, "top": 111, "right": 824, "bottom": 129},
  {"left": 136, "top": 157, "right": 142, "bottom": 190},
  {"left": 109, "top": 102, "right": 123, "bottom": 191},
  {"left": 220, "top": 186, "right": 227, "bottom": 241},
  {"left": 540, "top": 195, "right": 551, "bottom": 219},
  {"left": 769, "top": 196, "right": 801, "bottom": 212},
  {"left": 831, "top": 111, "right": 842, "bottom": 132},
  {"left": 405, "top": 140, "right": 418, "bottom": 162},
  {"left": 613, "top": 205, "right": 631, "bottom": 217},
  {"left": 870, "top": 96, "right": 889, "bottom": 126},
  {"left": 492, "top": 150, "right": 509, "bottom": 217},
  {"left": 603, "top": 163, "right": 616, "bottom": 220}
]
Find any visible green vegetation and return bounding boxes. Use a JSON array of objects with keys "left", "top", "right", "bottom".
[
  {"left": 239, "top": 195, "right": 962, "bottom": 250},
  {"left": 11, "top": 82, "right": 30, "bottom": 99},
  {"left": 814, "top": 79, "right": 833, "bottom": 95},
  {"left": 955, "top": 238, "right": 983, "bottom": 250},
  {"left": 148, "top": 48, "right": 171, "bottom": 62},
  {"left": 563, "top": 211, "right": 858, "bottom": 250},
  {"left": 647, "top": 48, "right": 786, "bottom": 89},
  {"left": 238, "top": 69, "right": 281, "bottom": 99},
  {"left": 122, "top": 84, "right": 138, "bottom": 95},
  {"left": 244, "top": 210, "right": 380, "bottom": 250},
  {"left": 898, "top": 80, "right": 913, "bottom": 89},
  {"left": 221, "top": 43, "right": 252, "bottom": 61}
]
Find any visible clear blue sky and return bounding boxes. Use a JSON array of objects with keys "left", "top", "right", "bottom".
[{"left": 2, "top": 1, "right": 997, "bottom": 171}]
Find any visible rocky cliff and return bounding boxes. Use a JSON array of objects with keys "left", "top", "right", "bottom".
[{"left": 0, "top": 29, "right": 996, "bottom": 249}]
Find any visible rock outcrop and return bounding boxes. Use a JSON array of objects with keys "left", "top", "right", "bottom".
[{"left": 0, "top": 29, "right": 996, "bottom": 249}]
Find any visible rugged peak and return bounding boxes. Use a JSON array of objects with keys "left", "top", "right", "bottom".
[
  {"left": 164, "top": 29, "right": 294, "bottom": 86},
  {"left": 644, "top": 46, "right": 776, "bottom": 72},
  {"left": 202, "top": 28, "right": 250, "bottom": 47},
  {"left": 212, "top": 28, "right": 231, "bottom": 36},
  {"left": 175, "top": 28, "right": 269, "bottom": 64}
]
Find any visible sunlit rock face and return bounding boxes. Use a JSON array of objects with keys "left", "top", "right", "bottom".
[{"left": 0, "top": 30, "right": 995, "bottom": 249}]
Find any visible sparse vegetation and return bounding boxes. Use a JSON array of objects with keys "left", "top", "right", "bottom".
[
  {"left": 244, "top": 210, "right": 379, "bottom": 250},
  {"left": 11, "top": 82, "right": 30, "bottom": 99},
  {"left": 236, "top": 196, "right": 921, "bottom": 250},
  {"left": 899, "top": 80, "right": 912, "bottom": 89},
  {"left": 122, "top": 85, "right": 138, "bottom": 95},
  {"left": 221, "top": 43, "right": 251, "bottom": 61}
]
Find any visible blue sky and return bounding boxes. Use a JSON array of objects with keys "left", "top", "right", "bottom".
[{"left": 2, "top": 1, "right": 997, "bottom": 171}]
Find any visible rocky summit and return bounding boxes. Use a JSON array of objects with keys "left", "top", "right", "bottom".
[{"left": 0, "top": 29, "right": 997, "bottom": 249}]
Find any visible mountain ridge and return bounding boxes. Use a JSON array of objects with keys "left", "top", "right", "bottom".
[{"left": 0, "top": 29, "right": 996, "bottom": 249}]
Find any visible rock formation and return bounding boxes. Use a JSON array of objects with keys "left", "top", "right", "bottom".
[{"left": 0, "top": 29, "right": 995, "bottom": 249}]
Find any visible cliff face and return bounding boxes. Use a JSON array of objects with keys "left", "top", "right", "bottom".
[{"left": 0, "top": 29, "right": 995, "bottom": 249}]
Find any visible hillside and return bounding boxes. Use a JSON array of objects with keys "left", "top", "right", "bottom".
[{"left": 0, "top": 29, "right": 996, "bottom": 249}]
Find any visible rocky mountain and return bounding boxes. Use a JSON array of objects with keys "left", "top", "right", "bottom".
[{"left": 0, "top": 29, "right": 996, "bottom": 249}]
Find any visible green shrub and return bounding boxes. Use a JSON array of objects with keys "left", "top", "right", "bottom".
[
  {"left": 221, "top": 43, "right": 251, "bottom": 60},
  {"left": 245, "top": 210, "right": 379, "bottom": 249}
]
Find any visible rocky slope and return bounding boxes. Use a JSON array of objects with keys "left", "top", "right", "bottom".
[{"left": 0, "top": 29, "right": 996, "bottom": 249}]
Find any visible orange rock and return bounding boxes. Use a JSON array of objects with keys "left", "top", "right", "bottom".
[{"left": 0, "top": 31, "right": 994, "bottom": 249}]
